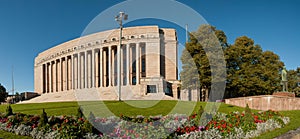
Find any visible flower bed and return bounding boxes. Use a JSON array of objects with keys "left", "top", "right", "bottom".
[{"left": 0, "top": 105, "right": 290, "bottom": 139}]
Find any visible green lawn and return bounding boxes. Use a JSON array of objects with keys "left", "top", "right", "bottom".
[
  {"left": 0, "top": 100, "right": 299, "bottom": 139},
  {"left": 0, "top": 130, "right": 32, "bottom": 139},
  {"left": 0, "top": 100, "right": 245, "bottom": 117}
]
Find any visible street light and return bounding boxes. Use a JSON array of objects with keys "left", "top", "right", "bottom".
[{"left": 115, "top": 12, "right": 128, "bottom": 101}]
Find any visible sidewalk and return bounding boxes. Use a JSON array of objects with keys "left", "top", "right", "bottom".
[{"left": 274, "top": 127, "right": 300, "bottom": 139}]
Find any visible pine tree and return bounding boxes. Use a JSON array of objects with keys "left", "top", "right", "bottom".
[
  {"left": 5, "top": 105, "right": 13, "bottom": 117},
  {"left": 242, "top": 104, "right": 256, "bottom": 132},
  {"left": 77, "top": 107, "right": 84, "bottom": 118},
  {"left": 39, "top": 109, "right": 48, "bottom": 128}
]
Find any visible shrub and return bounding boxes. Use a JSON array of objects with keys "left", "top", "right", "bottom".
[
  {"left": 38, "top": 109, "right": 48, "bottom": 128},
  {"left": 77, "top": 107, "right": 84, "bottom": 118},
  {"left": 6, "top": 105, "right": 13, "bottom": 117},
  {"left": 244, "top": 104, "right": 254, "bottom": 123},
  {"left": 195, "top": 105, "right": 204, "bottom": 126},
  {"left": 83, "top": 119, "right": 93, "bottom": 133},
  {"left": 241, "top": 104, "right": 256, "bottom": 132}
]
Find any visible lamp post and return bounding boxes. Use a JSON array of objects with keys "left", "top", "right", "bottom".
[{"left": 115, "top": 12, "right": 128, "bottom": 101}]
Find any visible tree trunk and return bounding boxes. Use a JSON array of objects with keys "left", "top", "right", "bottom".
[{"left": 205, "top": 87, "right": 209, "bottom": 102}]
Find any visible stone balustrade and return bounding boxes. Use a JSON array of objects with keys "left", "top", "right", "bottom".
[{"left": 225, "top": 95, "right": 300, "bottom": 111}]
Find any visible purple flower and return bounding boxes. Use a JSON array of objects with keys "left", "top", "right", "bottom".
[
  {"left": 198, "top": 126, "right": 205, "bottom": 131},
  {"left": 115, "top": 127, "right": 121, "bottom": 136},
  {"left": 98, "top": 133, "right": 103, "bottom": 137}
]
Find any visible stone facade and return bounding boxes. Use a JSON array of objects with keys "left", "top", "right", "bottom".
[{"left": 34, "top": 26, "right": 179, "bottom": 100}]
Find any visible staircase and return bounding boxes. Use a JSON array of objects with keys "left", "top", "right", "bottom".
[{"left": 19, "top": 86, "right": 176, "bottom": 104}]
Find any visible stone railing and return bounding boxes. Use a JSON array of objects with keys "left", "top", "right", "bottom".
[
  {"left": 273, "top": 92, "right": 296, "bottom": 97},
  {"left": 225, "top": 95, "right": 300, "bottom": 111}
]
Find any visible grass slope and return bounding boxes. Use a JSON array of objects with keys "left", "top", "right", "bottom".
[
  {"left": 0, "top": 100, "right": 245, "bottom": 116},
  {"left": 0, "top": 130, "right": 32, "bottom": 139}
]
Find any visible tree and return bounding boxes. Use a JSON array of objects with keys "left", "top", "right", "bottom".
[
  {"left": 181, "top": 24, "right": 226, "bottom": 101},
  {"left": 225, "top": 36, "right": 283, "bottom": 97},
  {"left": 287, "top": 69, "right": 300, "bottom": 94},
  {"left": 77, "top": 106, "right": 84, "bottom": 118},
  {"left": 39, "top": 109, "right": 48, "bottom": 128},
  {"left": 181, "top": 25, "right": 284, "bottom": 99},
  {"left": 296, "top": 67, "right": 300, "bottom": 97},
  {"left": 0, "top": 83, "right": 8, "bottom": 102},
  {"left": 6, "top": 105, "right": 13, "bottom": 117}
]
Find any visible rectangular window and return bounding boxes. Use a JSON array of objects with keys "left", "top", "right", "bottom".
[
  {"left": 147, "top": 85, "right": 157, "bottom": 93},
  {"left": 42, "top": 64, "right": 46, "bottom": 93},
  {"left": 141, "top": 44, "right": 146, "bottom": 77},
  {"left": 164, "top": 82, "right": 173, "bottom": 97}
]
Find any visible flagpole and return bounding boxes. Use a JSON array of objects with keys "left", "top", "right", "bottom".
[{"left": 12, "top": 65, "right": 15, "bottom": 103}]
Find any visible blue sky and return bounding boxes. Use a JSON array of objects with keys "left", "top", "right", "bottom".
[{"left": 0, "top": 0, "right": 299, "bottom": 94}]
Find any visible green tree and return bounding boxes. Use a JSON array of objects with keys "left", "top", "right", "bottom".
[
  {"left": 296, "top": 67, "right": 300, "bottom": 97},
  {"left": 0, "top": 83, "right": 8, "bottom": 102},
  {"left": 39, "top": 109, "right": 48, "bottom": 128},
  {"left": 242, "top": 104, "right": 256, "bottom": 132},
  {"left": 181, "top": 24, "right": 226, "bottom": 101},
  {"left": 6, "top": 105, "right": 13, "bottom": 117},
  {"left": 225, "top": 36, "right": 283, "bottom": 97},
  {"left": 180, "top": 47, "right": 200, "bottom": 101},
  {"left": 260, "top": 51, "right": 283, "bottom": 92},
  {"left": 77, "top": 107, "right": 84, "bottom": 118},
  {"left": 287, "top": 69, "right": 300, "bottom": 94}
]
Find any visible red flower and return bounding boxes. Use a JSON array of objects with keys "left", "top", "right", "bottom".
[{"left": 6, "top": 122, "right": 12, "bottom": 128}]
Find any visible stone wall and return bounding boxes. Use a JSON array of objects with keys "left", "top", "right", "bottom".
[{"left": 225, "top": 95, "right": 300, "bottom": 111}]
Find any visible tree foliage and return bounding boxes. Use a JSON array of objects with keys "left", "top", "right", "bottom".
[
  {"left": 6, "top": 105, "right": 13, "bottom": 117},
  {"left": 77, "top": 106, "right": 84, "bottom": 118},
  {"left": 287, "top": 68, "right": 300, "bottom": 95},
  {"left": 225, "top": 36, "right": 283, "bottom": 97},
  {"left": 180, "top": 24, "right": 284, "bottom": 100},
  {"left": 0, "top": 83, "right": 8, "bottom": 102},
  {"left": 180, "top": 24, "right": 226, "bottom": 101},
  {"left": 39, "top": 109, "right": 48, "bottom": 128}
]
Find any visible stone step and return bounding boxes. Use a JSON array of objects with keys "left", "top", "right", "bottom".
[{"left": 19, "top": 87, "right": 175, "bottom": 104}]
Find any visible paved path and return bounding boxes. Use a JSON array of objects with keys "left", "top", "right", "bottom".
[
  {"left": 274, "top": 127, "right": 300, "bottom": 139},
  {"left": 292, "top": 134, "right": 300, "bottom": 139}
]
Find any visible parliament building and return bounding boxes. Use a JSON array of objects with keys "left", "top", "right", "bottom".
[{"left": 34, "top": 26, "right": 180, "bottom": 100}]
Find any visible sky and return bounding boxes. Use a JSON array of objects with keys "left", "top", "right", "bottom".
[{"left": 0, "top": 0, "right": 299, "bottom": 94}]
